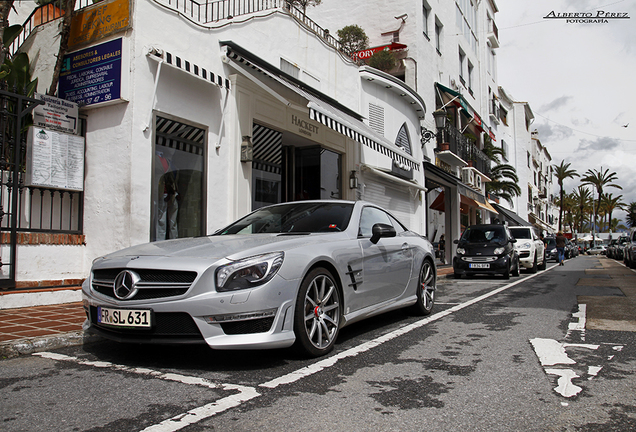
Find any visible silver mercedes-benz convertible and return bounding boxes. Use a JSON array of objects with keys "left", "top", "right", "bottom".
[{"left": 82, "top": 200, "right": 437, "bottom": 357}]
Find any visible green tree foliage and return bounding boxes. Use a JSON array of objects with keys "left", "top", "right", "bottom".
[
  {"left": 580, "top": 167, "right": 622, "bottom": 240},
  {"left": 552, "top": 160, "right": 579, "bottom": 232},
  {"left": 368, "top": 49, "right": 396, "bottom": 72},
  {"left": 287, "top": 0, "right": 322, "bottom": 15},
  {"left": 337, "top": 25, "right": 369, "bottom": 55}
]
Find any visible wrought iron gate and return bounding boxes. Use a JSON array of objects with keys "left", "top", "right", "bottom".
[{"left": 0, "top": 87, "right": 44, "bottom": 289}]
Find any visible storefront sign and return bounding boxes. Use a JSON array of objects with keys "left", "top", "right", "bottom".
[
  {"left": 25, "top": 127, "right": 85, "bottom": 191},
  {"left": 68, "top": 0, "right": 130, "bottom": 49},
  {"left": 33, "top": 93, "right": 79, "bottom": 135},
  {"left": 291, "top": 114, "right": 319, "bottom": 138},
  {"left": 59, "top": 38, "right": 122, "bottom": 107},
  {"left": 353, "top": 42, "right": 407, "bottom": 60}
]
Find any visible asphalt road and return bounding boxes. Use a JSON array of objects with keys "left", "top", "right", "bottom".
[{"left": 1, "top": 255, "right": 635, "bottom": 431}]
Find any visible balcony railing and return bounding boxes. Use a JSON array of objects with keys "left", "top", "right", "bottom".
[
  {"left": 438, "top": 124, "right": 491, "bottom": 177},
  {"left": 10, "top": 0, "right": 94, "bottom": 55},
  {"left": 12, "top": 0, "right": 350, "bottom": 59}
]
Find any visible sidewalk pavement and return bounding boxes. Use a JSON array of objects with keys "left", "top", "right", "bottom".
[{"left": 2, "top": 258, "right": 632, "bottom": 360}]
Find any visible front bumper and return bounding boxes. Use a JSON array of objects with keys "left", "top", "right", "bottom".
[
  {"left": 516, "top": 249, "right": 535, "bottom": 268},
  {"left": 82, "top": 274, "right": 299, "bottom": 350},
  {"left": 453, "top": 255, "right": 511, "bottom": 275}
]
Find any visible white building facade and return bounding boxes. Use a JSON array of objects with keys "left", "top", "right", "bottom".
[
  {"left": 312, "top": 0, "right": 502, "bottom": 263},
  {"left": 6, "top": 0, "right": 428, "bottom": 289}
]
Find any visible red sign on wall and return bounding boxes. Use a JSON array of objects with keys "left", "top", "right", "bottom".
[{"left": 353, "top": 42, "right": 407, "bottom": 60}]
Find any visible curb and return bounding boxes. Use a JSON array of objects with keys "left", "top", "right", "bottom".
[{"left": 0, "top": 330, "right": 101, "bottom": 360}]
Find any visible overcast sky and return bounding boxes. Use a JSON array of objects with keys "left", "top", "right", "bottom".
[{"left": 495, "top": 0, "right": 636, "bottom": 224}]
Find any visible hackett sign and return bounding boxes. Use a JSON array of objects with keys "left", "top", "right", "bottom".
[{"left": 291, "top": 114, "right": 319, "bottom": 137}]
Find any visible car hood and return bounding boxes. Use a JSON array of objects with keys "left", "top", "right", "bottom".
[{"left": 99, "top": 233, "right": 345, "bottom": 261}]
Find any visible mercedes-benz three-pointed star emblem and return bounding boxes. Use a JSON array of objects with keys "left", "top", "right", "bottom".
[{"left": 113, "top": 270, "right": 141, "bottom": 300}]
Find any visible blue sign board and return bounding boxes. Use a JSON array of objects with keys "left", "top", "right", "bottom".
[{"left": 59, "top": 38, "right": 122, "bottom": 106}]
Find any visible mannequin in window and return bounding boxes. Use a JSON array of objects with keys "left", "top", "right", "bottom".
[{"left": 156, "top": 150, "right": 179, "bottom": 240}]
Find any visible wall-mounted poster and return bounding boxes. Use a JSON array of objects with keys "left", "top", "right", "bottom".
[{"left": 25, "top": 127, "right": 85, "bottom": 191}]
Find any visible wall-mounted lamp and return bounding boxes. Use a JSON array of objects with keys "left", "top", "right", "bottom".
[
  {"left": 432, "top": 109, "right": 447, "bottom": 129},
  {"left": 420, "top": 126, "right": 435, "bottom": 146},
  {"left": 240, "top": 136, "right": 253, "bottom": 162},
  {"left": 349, "top": 170, "right": 359, "bottom": 189}
]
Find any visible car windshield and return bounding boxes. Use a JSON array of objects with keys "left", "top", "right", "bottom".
[
  {"left": 217, "top": 202, "right": 354, "bottom": 235},
  {"left": 509, "top": 228, "right": 531, "bottom": 239},
  {"left": 461, "top": 226, "right": 506, "bottom": 243}
]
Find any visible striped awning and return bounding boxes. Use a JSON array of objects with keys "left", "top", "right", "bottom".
[
  {"left": 148, "top": 48, "right": 230, "bottom": 90},
  {"left": 222, "top": 42, "right": 420, "bottom": 172}
]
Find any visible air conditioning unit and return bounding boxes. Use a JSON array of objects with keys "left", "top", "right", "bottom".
[{"left": 461, "top": 169, "right": 475, "bottom": 186}]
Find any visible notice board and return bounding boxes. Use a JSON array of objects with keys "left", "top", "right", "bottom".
[
  {"left": 26, "top": 127, "right": 85, "bottom": 191},
  {"left": 58, "top": 38, "right": 122, "bottom": 107}
]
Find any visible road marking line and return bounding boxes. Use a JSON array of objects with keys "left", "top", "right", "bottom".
[
  {"left": 33, "top": 351, "right": 261, "bottom": 432},
  {"left": 34, "top": 266, "right": 558, "bottom": 429},
  {"left": 261, "top": 267, "right": 556, "bottom": 389}
]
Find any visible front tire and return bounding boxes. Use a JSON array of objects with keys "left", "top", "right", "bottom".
[
  {"left": 412, "top": 259, "right": 436, "bottom": 316},
  {"left": 294, "top": 268, "right": 341, "bottom": 357},
  {"left": 530, "top": 255, "right": 538, "bottom": 273}
]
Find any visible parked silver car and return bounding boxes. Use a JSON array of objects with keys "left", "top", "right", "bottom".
[{"left": 82, "top": 200, "right": 437, "bottom": 357}]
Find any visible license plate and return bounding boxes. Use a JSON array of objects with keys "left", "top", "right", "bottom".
[
  {"left": 469, "top": 263, "right": 490, "bottom": 269},
  {"left": 97, "top": 306, "right": 152, "bottom": 328}
]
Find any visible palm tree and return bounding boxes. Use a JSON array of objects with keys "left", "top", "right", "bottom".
[
  {"left": 599, "top": 193, "right": 625, "bottom": 238},
  {"left": 485, "top": 163, "right": 521, "bottom": 206},
  {"left": 580, "top": 167, "right": 622, "bottom": 245},
  {"left": 572, "top": 186, "right": 593, "bottom": 234},
  {"left": 482, "top": 139, "right": 521, "bottom": 206},
  {"left": 553, "top": 160, "right": 579, "bottom": 232}
]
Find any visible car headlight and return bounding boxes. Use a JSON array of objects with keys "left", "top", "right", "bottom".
[
  {"left": 494, "top": 247, "right": 505, "bottom": 255},
  {"left": 216, "top": 252, "right": 284, "bottom": 292},
  {"left": 520, "top": 242, "right": 532, "bottom": 249},
  {"left": 456, "top": 247, "right": 465, "bottom": 255}
]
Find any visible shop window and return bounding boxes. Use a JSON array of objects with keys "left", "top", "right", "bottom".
[{"left": 152, "top": 116, "right": 205, "bottom": 241}]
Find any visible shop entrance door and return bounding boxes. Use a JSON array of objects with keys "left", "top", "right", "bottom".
[{"left": 252, "top": 124, "right": 341, "bottom": 209}]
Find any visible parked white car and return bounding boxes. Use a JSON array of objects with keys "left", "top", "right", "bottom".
[{"left": 509, "top": 226, "right": 546, "bottom": 272}]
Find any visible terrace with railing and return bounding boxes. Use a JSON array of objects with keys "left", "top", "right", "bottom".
[{"left": 438, "top": 124, "right": 491, "bottom": 178}]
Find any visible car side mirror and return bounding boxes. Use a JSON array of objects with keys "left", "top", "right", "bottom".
[
  {"left": 453, "top": 239, "right": 459, "bottom": 244},
  {"left": 510, "top": 238, "right": 517, "bottom": 243},
  {"left": 370, "top": 223, "right": 396, "bottom": 244}
]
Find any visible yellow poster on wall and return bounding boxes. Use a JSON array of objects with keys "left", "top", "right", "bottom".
[{"left": 68, "top": 0, "right": 131, "bottom": 50}]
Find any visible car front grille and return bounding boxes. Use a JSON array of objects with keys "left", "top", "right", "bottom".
[
  {"left": 89, "top": 306, "right": 203, "bottom": 339},
  {"left": 519, "top": 251, "right": 530, "bottom": 258},
  {"left": 463, "top": 256, "right": 497, "bottom": 262},
  {"left": 91, "top": 269, "right": 197, "bottom": 301}
]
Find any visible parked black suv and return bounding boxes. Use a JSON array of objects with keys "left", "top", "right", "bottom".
[{"left": 453, "top": 224, "right": 520, "bottom": 279}]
